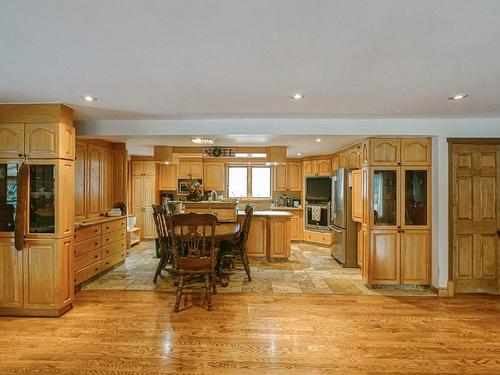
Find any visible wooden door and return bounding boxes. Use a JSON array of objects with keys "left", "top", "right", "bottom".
[
  {"left": 159, "top": 164, "right": 177, "bottom": 190},
  {"left": 287, "top": 162, "right": 302, "bottom": 191},
  {"left": 290, "top": 214, "right": 299, "bottom": 240},
  {"left": 25, "top": 123, "right": 59, "bottom": 158},
  {"left": 0, "top": 124, "right": 24, "bottom": 158},
  {"left": 451, "top": 143, "right": 499, "bottom": 293},
  {"left": 102, "top": 148, "right": 113, "bottom": 211},
  {"left": 87, "top": 144, "right": 103, "bottom": 217},
  {"left": 303, "top": 161, "right": 315, "bottom": 176},
  {"left": 0, "top": 238, "right": 23, "bottom": 308},
  {"left": 203, "top": 162, "right": 225, "bottom": 191},
  {"left": 370, "top": 139, "right": 400, "bottom": 165},
  {"left": 74, "top": 142, "right": 86, "bottom": 220},
  {"left": 400, "top": 230, "right": 430, "bottom": 285},
  {"left": 316, "top": 159, "right": 332, "bottom": 175},
  {"left": 370, "top": 230, "right": 400, "bottom": 285},
  {"left": 274, "top": 164, "right": 287, "bottom": 191},
  {"left": 351, "top": 170, "right": 363, "bottom": 222},
  {"left": 401, "top": 138, "right": 431, "bottom": 166}
]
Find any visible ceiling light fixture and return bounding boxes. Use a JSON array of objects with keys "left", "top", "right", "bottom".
[
  {"left": 81, "top": 95, "right": 97, "bottom": 102},
  {"left": 191, "top": 137, "right": 218, "bottom": 145},
  {"left": 315, "top": 138, "right": 322, "bottom": 143},
  {"left": 297, "top": 153, "right": 302, "bottom": 156},
  {"left": 448, "top": 93, "right": 469, "bottom": 100},
  {"left": 290, "top": 93, "right": 305, "bottom": 100}
]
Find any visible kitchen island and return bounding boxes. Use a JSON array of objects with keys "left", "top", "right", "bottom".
[{"left": 238, "top": 210, "right": 292, "bottom": 259}]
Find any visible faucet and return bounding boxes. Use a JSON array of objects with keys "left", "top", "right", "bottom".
[{"left": 210, "top": 191, "right": 217, "bottom": 201}]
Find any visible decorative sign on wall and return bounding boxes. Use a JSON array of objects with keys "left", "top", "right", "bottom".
[{"left": 202, "top": 147, "right": 236, "bottom": 157}]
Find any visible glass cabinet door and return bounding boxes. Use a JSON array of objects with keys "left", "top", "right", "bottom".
[
  {"left": 402, "top": 168, "right": 428, "bottom": 227},
  {"left": 29, "top": 164, "right": 55, "bottom": 234},
  {"left": 372, "top": 169, "right": 398, "bottom": 226},
  {"left": 0, "top": 163, "right": 19, "bottom": 232}
]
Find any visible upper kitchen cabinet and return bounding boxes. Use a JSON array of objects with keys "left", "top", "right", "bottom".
[
  {"left": 273, "top": 164, "right": 287, "bottom": 191},
  {"left": 303, "top": 159, "right": 331, "bottom": 176},
  {"left": 401, "top": 138, "right": 431, "bottom": 165},
  {"left": 158, "top": 164, "right": 177, "bottom": 191},
  {"left": 25, "top": 123, "right": 75, "bottom": 160},
  {"left": 177, "top": 161, "right": 203, "bottom": 179},
  {"left": 331, "top": 155, "right": 340, "bottom": 171},
  {"left": 203, "top": 162, "right": 225, "bottom": 191},
  {"left": 132, "top": 161, "right": 156, "bottom": 176},
  {"left": 0, "top": 124, "right": 24, "bottom": 158},
  {"left": 370, "top": 139, "right": 400, "bottom": 166},
  {"left": 287, "top": 162, "right": 302, "bottom": 191}
]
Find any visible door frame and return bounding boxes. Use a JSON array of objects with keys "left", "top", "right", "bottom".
[{"left": 447, "top": 138, "right": 500, "bottom": 296}]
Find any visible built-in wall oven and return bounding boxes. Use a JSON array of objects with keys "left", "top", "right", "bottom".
[{"left": 305, "top": 203, "right": 331, "bottom": 231}]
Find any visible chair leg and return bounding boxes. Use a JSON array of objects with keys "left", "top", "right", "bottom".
[
  {"left": 175, "top": 275, "right": 184, "bottom": 312},
  {"left": 205, "top": 274, "right": 212, "bottom": 311},
  {"left": 153, "top": 251, "right": 168, "bottom": 283},
  {"left": 212, "top": 272, "right": 217, "bottom": 295},
  {"left": 242, "top": 253, "right": 252, "bottom": 281}
]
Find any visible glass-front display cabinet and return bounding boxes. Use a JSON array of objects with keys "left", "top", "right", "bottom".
[
  {"left": 29, "top": 164, "right": 55, "bottom": 234},
  {"left": 371, "top": 168, "right": 399, "bottom": 228},
  {"left": 401, "top": 167, "right": 430, "bottom": 229},
  {"left": 0, "top": 162, "right": 19, "bottom": 232}
]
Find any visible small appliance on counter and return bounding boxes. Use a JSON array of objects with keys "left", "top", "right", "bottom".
[{"left": 292, "top": 199, "right": 301, "bottom": 208}]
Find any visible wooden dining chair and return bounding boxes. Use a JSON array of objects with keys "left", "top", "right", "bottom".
[
  {"left": 169, "top": 213, "right": 218, "bottom": 312},
  {"left": 152, "top": 204, "right": 172, "bottom": 283},
  {"left": 216, "top": 203, "right": 254, "bottom": 281}
]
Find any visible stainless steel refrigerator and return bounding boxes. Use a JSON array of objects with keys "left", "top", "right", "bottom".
[{"left": 330, "top": 168, "right": 358, "bottom": 267}]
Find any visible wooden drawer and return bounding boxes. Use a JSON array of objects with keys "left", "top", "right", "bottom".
[
  {"left": 74, "top": 224, "right": 101, "bottom": 242},
  {"left": 74, "top": 248, "right": 101, "bottom": 271},
  {"left": 102, "top": 218, "right": 126, "bottom": 234},
  {"left": 102, "top": 229, "right": 126, "bottom": 247},
  {"left": 211, "top": 208, "right": 236, "bottom": 222},
  {"left": 102, "top": 239, "right": 126, "bottom": 258},
  {"left": 101, "top": 250, "right": 126, "bottom": 272},
  {"left": 303, "top": 230, "right": 333, "bottom": 245},
  {"left": 74, "top": 236, "right": 101, "bottom": 257},
  {"left": 74, "top": 261, "right": 101, "bottom": 285}
]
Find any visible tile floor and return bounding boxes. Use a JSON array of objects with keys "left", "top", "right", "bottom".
[{"left": 82, "top": 241, "right": 436, "bottom": 296}]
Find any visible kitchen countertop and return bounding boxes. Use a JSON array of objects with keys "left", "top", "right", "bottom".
[
  {"left": 238, "top": 210, "right": 293, "bottom": 217},
  {"left": 270, "top": 206, "right": 302, "bottom": 211}
]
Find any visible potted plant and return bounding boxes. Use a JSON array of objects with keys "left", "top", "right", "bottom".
[{"left": 186, "top": 179, "right": 204, "bottom": 201}]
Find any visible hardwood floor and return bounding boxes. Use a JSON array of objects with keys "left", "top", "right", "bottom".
[{"left": 0, "top": 291, "right": 499, "bottom": 374}]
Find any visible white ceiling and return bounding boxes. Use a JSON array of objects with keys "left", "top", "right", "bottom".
[
  {"left": 1, "top": 0, "right": 500, "bottom": 121},
  {"left": 84, "top": 134, "right": 365, "bottom": 157}
]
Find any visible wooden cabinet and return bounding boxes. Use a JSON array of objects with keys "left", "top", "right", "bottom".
[
  {"left": 203, "top": 162, "right": 225, "bottom": 191},
  {"left": 131, "top": 162, "right": 156, "bottom": 239},
  {"left": 303, "top": 159, "right": 331, "bottom": 176},
  {"left": 401, "top": 138, "right": 431, "bottom": 165},
  {"left": 370, "top": 230, "right": 400, "bottom": 285},
  {"left": 87, "top": 144, "right": 104, "bottom": 218},
  {"left": 269, "top": 218, "right": 291, "bottom": 258},
  {"left": 274, "top": 162, "right": 302, "bottom": 192},
  {"left": 351, "top": 170, "right": 363, "bottom": 223},
  {"left": 246, "top": 216, "right": 267, "bottom": 257},
  {"left": 274, "top": 164, "right": 287, "bottom": 191},
  {"left": 177, "top": 161, "right": 203, "bottom": 179},
  {"left": 400, "top": 230, "right": 430, "bottom": 284},
  {"left": 0, "top": 124, "right": 24, "bottom": 158},
  {"left": 370, "top": 138, "right": 400, "bottom": 165},
  {"left": 287, "top": 162, "right": 302, "bottom": 191},
  {"left": 25, "top": 123, "right": 74, "bottom": 160},
  {"left": 0, "top": 238, "right": 23, "bottom": 308},
  {"left": 74, "top": 142, "right": 87, "bottom": 220},
  {"left": 290, "top": 211, "right": 303, "bottom": 241},
  {"left": 303, "top": 230, "right": 333, "bottom": 245},
  {"left": 158, "top": 164, "right": 177, "bottom": 191},
  {"left": 73, "top": 217, "right": 127, "bottom": 286}
]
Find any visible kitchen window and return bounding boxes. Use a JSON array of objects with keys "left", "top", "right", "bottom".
[{"left": 227, "top": 165, "right": 271, "bottom": 198}]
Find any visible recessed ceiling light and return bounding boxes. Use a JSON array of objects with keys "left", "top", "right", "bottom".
[
  {"left": 290, "top": 93, "right": 305, "bottom": 100},
  {"left": 315, "top": 138, "right": 322, "bottom": 143},
  {"left": 191, "top": 137, "right": 218, "bottom": 145},
  {"left": 448, "top": 93, "right": 469, "bottom": 100},
  {"left": 81, "top": 95, "right": 97, "bottom": 102},
  {"left": 297, "top": 153, "right": 302, "bottom": 156}
]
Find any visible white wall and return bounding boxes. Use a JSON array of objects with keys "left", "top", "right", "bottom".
[{"left": 77, "top": 118, "right": 500, "bottom": 288}]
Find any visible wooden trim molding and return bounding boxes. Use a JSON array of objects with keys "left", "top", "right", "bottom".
[{"left": 447, "top": 138, "right": 500, "bottom": 144}]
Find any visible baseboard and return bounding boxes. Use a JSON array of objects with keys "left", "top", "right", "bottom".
[{"left": 430, "top": 284, "right": 452, "bottom": 297}]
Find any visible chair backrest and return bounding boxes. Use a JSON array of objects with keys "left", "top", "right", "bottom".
[
  {"left": 152, "top": 204, "right": 170, "bottom": 251},
  {"left": 239, "top": 203, "right": 255, "bottom": 252},
  {"left": 169, "top": 213, "right": 218, "bottom": 271}
]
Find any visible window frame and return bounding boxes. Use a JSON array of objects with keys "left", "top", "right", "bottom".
[{"left": 226, "top": 164, "right": 272, "bottom": 199}]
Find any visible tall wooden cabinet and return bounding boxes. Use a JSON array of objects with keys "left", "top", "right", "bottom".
[
  {"left": 353, "top": 137, "right": 432, "bottom": 286},
  {"left": 131, "top": 161, "right": 157, "bottom": 239},
  {"left": 0, "top": 104, "right": 75, "bottom": 317}
]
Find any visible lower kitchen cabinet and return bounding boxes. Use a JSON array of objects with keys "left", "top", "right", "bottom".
[
  {"left": 400, "top": 230, "right": 430, "bottom": 284},
  {"left": 370, "top": 230, "right": 400, "bottom": 285},
  {"left": 290, "top": 211, "right": 303, "bottom": 241},
  {"left": 245, "top": 216, "right": 267, "bottom": 257},
  {"left": 303, "top": 230, "right": 333, "bottom": 245}
]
